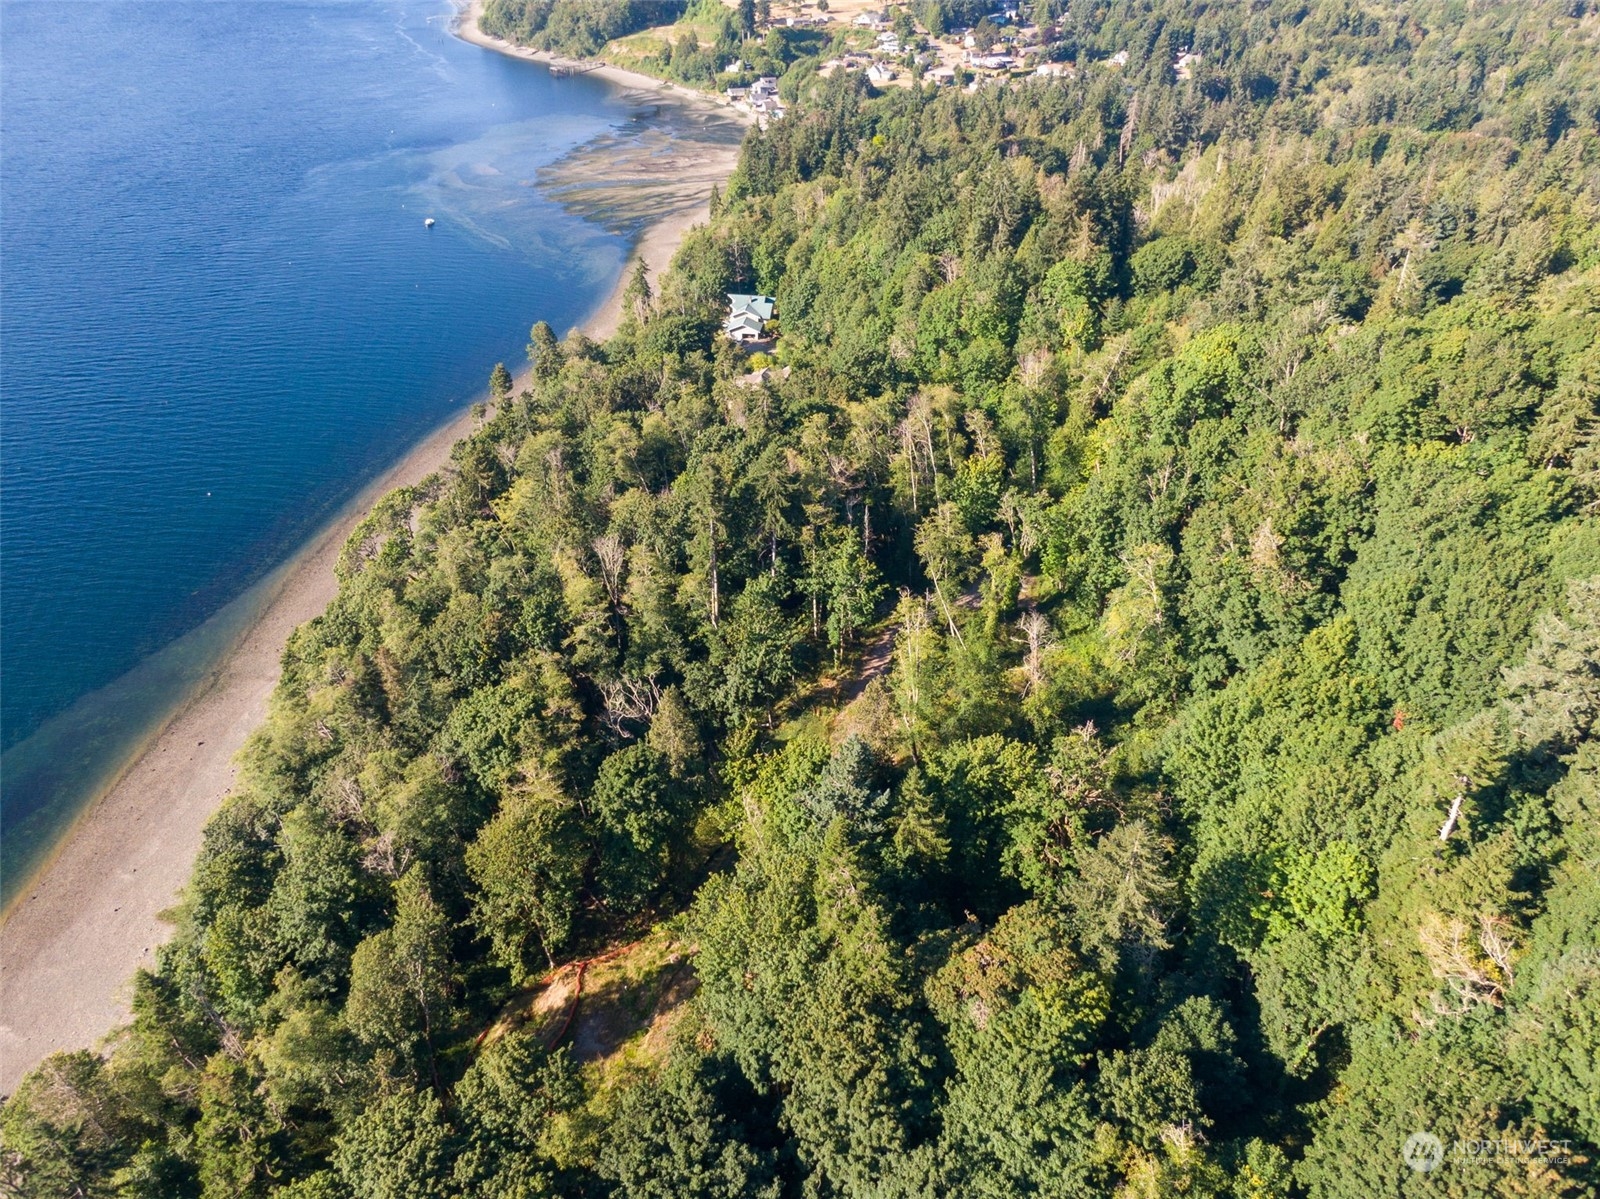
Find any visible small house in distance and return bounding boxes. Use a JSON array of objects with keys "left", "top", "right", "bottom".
[{"left": 725, "top": 293, "right": 776, "bottom": 343}]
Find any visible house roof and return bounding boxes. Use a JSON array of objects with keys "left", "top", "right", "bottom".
[
  {"left": 724, "top": 311, "right": 766, "bottom": 337},
  {"left": 736, "top": 364, "right": 792, "bottom": 388},
  {"left": 727, "top": 293, "right": 776, "bottom": 320}
]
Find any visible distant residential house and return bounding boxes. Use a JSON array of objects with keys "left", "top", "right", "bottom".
[
  {"left": 1174, "top": 50, "right": 1200, "bottom": 79},
  {"left": 867, "top": 61, "right": 897, "bottom": 83},
  {"left": 725, "top": 293, "right": 777, "bottom": 342},
  {"left": 1034, "top": 60, "right": 1074, "bottom": 77},
  {"left": 736, "top": 363, "right": 792, "bottom": 388},
  {"left": 927, "top": 65, "right": 956, "bottom": 83},
  {"left": 722, "top": 58, "right": 748, "bottom": 73},
  {"left": 854, "top": 10, "right": 889, "bottom": 28},
  {"left": 726, "top": 85, "right": 750, "bottom": 101},
  {"left": 876, "top": 32, "right": 902, "bottom": 52},
  {"left": 1108, "top": 49, "right": 1129, "bottom": 66},
  {"left": 725, "top": 312, "right": 767, "bottom": 342},
  {"left": 729, "top": 294, "right": 776, "bottom": 321},
  {"left": 739, "top": 77, "right": 782, "bottom": 117}
]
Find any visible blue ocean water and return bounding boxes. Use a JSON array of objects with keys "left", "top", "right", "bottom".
[{"left": 0, "top": 0, "right": 713, "bottom": 900}]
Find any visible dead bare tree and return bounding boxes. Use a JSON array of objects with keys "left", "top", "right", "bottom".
[
  {"left": 1438, "top": 773, "right": 1470, "bottom": 841},
  {"left": 592, "top": 532, "right": 626, "bottom": 608},
  {"left": 600, "top": 676, "right": 662, "bottom": 737},
  {"left": 1016, "top": 610, "right": 1056, "bottom": 695},
  {"left": 1418, "top": 910, "right": 1517, "bottom": 1013}
]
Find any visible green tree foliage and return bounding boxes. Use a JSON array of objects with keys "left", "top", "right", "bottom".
[
  {"left": 8, "top": 1, "right": 1600, "bottom": 1194},
  {"left": 928, "top": 902, "right": 1110, "bottom": 1195},
  {"left": 490, "top": 362, "right": 514, "bottom": 402},
  {"left": 1061, "top": 819, "right": 1177, "bottom": 971},
  {"left": 688, "top": 573, "right": 802, "bottom": 728},
  {"left": 464, "top": 780, "right": 585, "bottom": 973},
  {"left": 597, "top": 1053, "right": 780, "bottom": 1198},
  {"left": 345, "top": 868, "right": 456, "bottom": 1078},
  {"left": 820, "top": 527, "right": 886, "bottom": 656},
  {"left": 527, "top": 318, "right": 563, "bottom": 380},
  {"left": 482, "top": 0, "right": 689, "bottom": 57},
  {"left": 452, "top": 1032, "right": 580, "bottom": 1198},
  {"left": 332, "top": 1086, "right": 454, "bottom": 1199},
  {"left": 588, "top": 742, "right": 687, "bottom": 908}
]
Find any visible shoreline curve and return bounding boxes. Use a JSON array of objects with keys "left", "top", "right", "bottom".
[
  {"left": 0, "top": 19, "right": 738, "bottom": 1095},
  {"left": 452, "top": 0, "right": 745, "bottom": 115}
]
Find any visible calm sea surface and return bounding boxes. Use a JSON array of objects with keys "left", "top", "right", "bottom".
[{"left": 0, "top": 0, "right": 692, "bottom": 900}]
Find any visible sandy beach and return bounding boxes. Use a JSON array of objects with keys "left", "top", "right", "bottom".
[{"left": 0, "top": 17, "right": 741, "bottom": 1095}]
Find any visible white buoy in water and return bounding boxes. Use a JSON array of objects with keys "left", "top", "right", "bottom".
[{"left": 425, "top": 217, "right": 436, "bottom": 227}]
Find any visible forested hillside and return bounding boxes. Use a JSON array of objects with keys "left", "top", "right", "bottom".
[
  {"left": 6, "top": 1, "right": 1600, "bottom": 1196},
  {"left": 481, "top": 0, "right": 688, "bottom": 58}
]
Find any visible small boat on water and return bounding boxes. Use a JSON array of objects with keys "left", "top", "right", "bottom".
[{"left": 424, "top": 217, "right": 436, "bottom": 227}]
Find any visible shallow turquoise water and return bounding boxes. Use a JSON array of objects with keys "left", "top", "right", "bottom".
[{"left": 0, "top": 0, "right": 709, "bottom": 899}]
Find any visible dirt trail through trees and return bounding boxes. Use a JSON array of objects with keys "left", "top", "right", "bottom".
[{"left": 838, "top": 623, "right": 898, "bottom": 706}]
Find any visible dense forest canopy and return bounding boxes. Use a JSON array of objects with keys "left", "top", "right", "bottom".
[
  {"left": 481, "top": 0, "right": 691, "bottom": 57},
  {"left": 5, "top": 0, "right": 1600, "bottom": 1196}
]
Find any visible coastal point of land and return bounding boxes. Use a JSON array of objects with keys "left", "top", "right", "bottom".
[
  {"left": 0, "top": 33, "right": 741, "bottom": 1095},
  {"left": 454, "top": 0, "right": 741, "bottom": 112}
]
